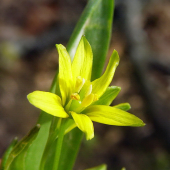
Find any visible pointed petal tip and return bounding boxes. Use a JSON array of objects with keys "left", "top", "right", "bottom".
[
  {"left": 80, "top": 35, "right": 90, "bottom": 47},
  {"left": 86, "top": 133, "right": 94, "bottom": 140},
  {"left": 81, "top": 35, "right": 92, "bottom": 49},
  {"left": 132, "top": 120, "right": 146, "bottom": 127},
  {"left": 115, "top": 86, "right": 121, "bottom": 92},
  {"left": 109, "top": 86, "right": 121, "bottom": 91},
  {"left": 55, "top": 44, "right": 59, "bottom": 49},
  {"left": 112, "top": 49, "right": 120, "bottom": 65},
  {"left": 81, "top": 34, "right": 87, "bottom": 40},
  {"left": 27, "top": 92, "right": 33, "bottom": 102},
  {"left": 71, "top": 112, "right": 94, "bottom": 140},
  {"left": 140, "top": 122, "right": 146, "bottom": 127},
  {"left": 82, "top": 35, "right": 86, "bottom": 39},
  {"left": 55, "top": 44, "right": 66, "bottom": 51},
  {"left": 113, "top": 49, "right": 118, "bottom": 54}
]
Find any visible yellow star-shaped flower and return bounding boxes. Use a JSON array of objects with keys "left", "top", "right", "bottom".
[{"left": 27, "top": 36, "right": 145, "bottom": 140}]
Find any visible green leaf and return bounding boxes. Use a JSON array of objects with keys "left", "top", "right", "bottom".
[
  {"left": 57, "top": 127, "right": 83, "bottom": 170},
  {"left": 39, "top": 117, "right": 62, "bottom": 170},
  {"left": 24, "top": 75, "right": 57, "bottom": 170},
  {"left": 4, "top": 125, "right": 40, "bottom": 170},
  {"left": 114, "top": 103, "right": 131, "bottom": 111},
  {"left": 85, "top": 164, "right": 107, "bottom": 170},
  {"left": 40, "top": 119, "right": 82, "bottom": 170},
  {"left": 67, "top": 0, "right": 114, "bottom": 81},
  {"left": 0, "top": 138, "right": 18, "bottom": 170}
]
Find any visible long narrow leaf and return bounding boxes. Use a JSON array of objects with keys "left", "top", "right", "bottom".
[
  {"left": 4, "top": 125, "right": 40, "bottom": 170},
  {"left": 24, "top": 75, "right": 57, "bottom": 170},
  {"left": 0, "top": 138, "right": 18, "bottom": 170},
  {"left": 67, "top": 0, "right": 114, "bottom": 80}
]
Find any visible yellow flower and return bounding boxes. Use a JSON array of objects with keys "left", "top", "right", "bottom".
[{"left": 27, "top": 36, "right": 145, "bottom": 140}]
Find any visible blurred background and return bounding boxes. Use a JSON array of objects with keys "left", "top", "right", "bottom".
[{"left": 0, "top": 0, "right": 170, "bottom": 169}]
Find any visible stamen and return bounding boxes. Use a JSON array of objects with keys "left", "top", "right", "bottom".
[
  {"left": 93, "top": 94, "right": 99, "bottom": 102},
  {"left": 81, "top": 93, "right": 94, "bottom": 107},
  {"left": 71, "top": 93, "right": 80, "bottom": 100},
  {"left": 75, "top": 76, "right": 85, "bottom": 93},
  {"left": 85, "top": 84, "right": 92, "bottom": 97}
]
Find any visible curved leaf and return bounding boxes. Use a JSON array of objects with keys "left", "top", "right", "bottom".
[
  {"left": 0, "top": 138, "right": 18, "bottom": 170},
  {"left": 4, "top": 125, "right": 40, "bottom": 170}
]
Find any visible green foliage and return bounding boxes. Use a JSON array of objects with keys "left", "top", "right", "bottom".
[
  {"left": 0, "top": 138, "right": 18, "bottom": 170},
  {"left": 24, "top": 75, "right": 58, "bottom": 170},
  {"left": 1, "top": 125, "right": 40, "bottom": 170},
  {"left": 67, "top": 0, "right": 114, "bottom": 81}
]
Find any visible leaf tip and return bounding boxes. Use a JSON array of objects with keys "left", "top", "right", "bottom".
[
  {"left": 112, "top": 49, "right": 120, "bottom": 65},
  {"left": 134, "top": 120, "right": 146, "bottom": 127}
]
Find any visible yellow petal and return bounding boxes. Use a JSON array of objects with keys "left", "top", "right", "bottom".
[
  {"left": 84, "top": 105, "right": 145, "bottom": 127},
  {"left": 71, "top": 112, "right": 94, "bottom": 140},
  {"left": 56, "top": 44, "right": 73, "bottom": 105},
  {"left": 92, "top": 50, "right": 119, "bottom": 98},
  {"left": 75, "top": 76, "right": 85, "bottom": 93},
  {"left": 79, "top": 80, "right": 92, "bottom": 100},
  {"left": 27, "top": 91, "right": 69, "bottom": 118},
  {"left": 72, "top": 36, "right": 93, "bottom": 82}
]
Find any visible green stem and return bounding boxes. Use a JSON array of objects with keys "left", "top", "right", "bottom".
[{"left": 52, "top": 119, "right": 66, "bottom": 170}]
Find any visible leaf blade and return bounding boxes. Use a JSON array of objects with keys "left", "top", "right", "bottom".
[{"left": 4, "top": 125, "right": 40, "bottom": 170}]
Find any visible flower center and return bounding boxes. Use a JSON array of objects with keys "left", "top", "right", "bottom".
[{"left": 66, "top": 76, "right": 98, "bottom": 113}]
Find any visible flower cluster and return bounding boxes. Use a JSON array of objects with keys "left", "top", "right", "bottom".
[{"left": 27, "top": 36, "right": 145, "bottom": 140}]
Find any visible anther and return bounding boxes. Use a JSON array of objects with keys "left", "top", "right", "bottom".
[
  {"left": 75, "top": 76, "right": 85, "bottom": 93},
  {"left": 85, "top": 84, "right": 92, "bottom": 97},
  {"left": 93, "top": 94, "right": 99, "bottom": 102},
  {"left": 81, "top": 93, "right": 94, "bottom": 107},
  {"left": 71, "top": 93, "right": 80, "bottom": 100}
]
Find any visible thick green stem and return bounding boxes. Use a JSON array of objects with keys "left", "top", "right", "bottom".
[{"left": 52, "top": 119, "right": 66, "bottom": 170}]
